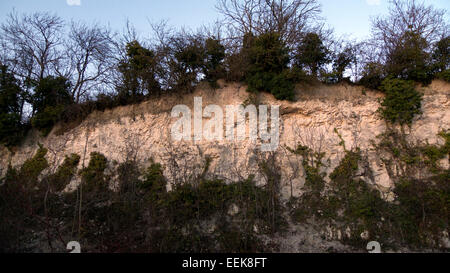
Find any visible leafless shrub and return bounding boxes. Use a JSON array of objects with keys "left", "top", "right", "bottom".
[
  {"left": 161, "top": 141, "right": 205, "bottom": 187},
  {"left": 216, "top": 0, "right": 322, "bottom": 50}
]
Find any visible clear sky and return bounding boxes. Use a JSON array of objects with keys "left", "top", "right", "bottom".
[{"left": 0, "top": 0, "right": 448, "bottom": 41}]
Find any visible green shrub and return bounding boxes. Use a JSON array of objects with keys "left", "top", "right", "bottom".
[
  {"left": 379, "top": 78, "right": 423, "bottom": 125},
  {"left": 288, "top": 67, "right": 315, "bottom": 84},
  {"left": 245, "top": 32, "right": 295, "bottom": 101},
  {"left": 32, "top": 76, "right": 73, "bottom": 112},
  {"left": 118, "top": 40, "right": 161, "bottom": 101},
  {"left": 0, "top": 65, "right": 25, "bottom": 146},
  {"left": 329, "top": 151, "right": 385, "bottom": 239},
  {"left": 19, "top": 145, "right": 49, "bottom": 185},
  {"left": 435, "top": 69, "right": 450, "bottom": 82},
  {"left": 31, "top": 76, "right": 73, "bottom": 135},
  {"left": 48, "top": 153, "right": 80, "bottom": 192},
  {"left": 358, "top": 62, "right": 385, "bottom": 90},
  {"left": 140, "top": 162, "right": 167, "bottom": 202},
  {"left": 392, "top": 174, "right": 449, "bottom": 247},
  {"left": 372, "top": 129, "right": 450, "bottom": 248},
  {"left": 386, "top": 31, "right": 433, "bottom": 85},
  {"left": 80, "top": 152, "right": 108, "bottom": 191},
  {"left": 286, "top": 144, "right": 327, "bottom": 222},
  {"left": 269, "top": 70, "right": 296, "bottom": 101},
  {"left": 0, "top": 113, "right": 24, "bottom": 146},
  {"left": 421, "top": 133, "right": 449, "bottom": 173},
  {"left": 332, "top": 46, "right": 355, "bottom": 82},
  {"left": 431, "top": 36, "right": 449, "bottom": 76},
  {"left": 288, "top": 147, "right": 403, "bottom": 247},
  {"left": 0, "top": 146, "right": 51, "bottom": 251},
  {"left": 295, "top": 32, "right": 331, "bottom": 77},
  {"left": 168, "top": 35, "right": 206, "bottom": 93},
  {"left": 203, "top": 38, "right": 226, "bottom": 88},
  {"left": 31, "top": 105, "right": 66, "bottom": 136},
  {"left": 117, "top": 160, "right": 141, "bottom": 195},
  {"left": 329, "top": 150, "right": 360, "bottom": 183}
]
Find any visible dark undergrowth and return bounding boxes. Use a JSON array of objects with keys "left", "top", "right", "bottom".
[
  {"left": 0, "top": 130, "right": 448, "bottom": 252},
  {"left": 287, "top": 129, "right": 449, "bottom": 251},
  {"left": 0, "top": 152, "right": 286, "bottom": 253}
]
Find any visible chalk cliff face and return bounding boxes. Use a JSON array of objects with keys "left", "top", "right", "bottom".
[{"left": 1, "top": 80, "right": 449, "bottom": 200}]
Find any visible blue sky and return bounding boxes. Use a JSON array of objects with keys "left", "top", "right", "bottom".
[{"left": 0, "top": 0, "right": 448, "bottom": 41}]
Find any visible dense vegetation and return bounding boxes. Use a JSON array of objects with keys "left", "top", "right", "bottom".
[
  {"left": 1, "top": 129, "right": 448, "bottom": 252},
  {"left": 287, "top": 129, "right": 449, "bottom": 250},
  {"left": 0, "top": 0, "right": 448, "bottom": 146},
  {"left": 0, "top": 150, "right": 286, "bottom": 252}
]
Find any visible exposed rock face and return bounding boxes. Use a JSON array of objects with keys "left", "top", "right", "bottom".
[{"left": 1, "top": 81, "right": 449, "bottom": 199}]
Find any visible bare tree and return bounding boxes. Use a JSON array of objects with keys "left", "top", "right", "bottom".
[
  {"left": 338, "top": 40, "right": 384, "bottom": 82},
  {"left": 216, "top": 0, "right": 322, "bottom": 49},
  {"left": 57, "top": 22, "right": 116, "bottom": 103},
  {"left": 371, "top": 0, "right": 448, "bottom": 60},
  {"left": 1, "top": 11, "right": 64, "bottom": 83}
]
